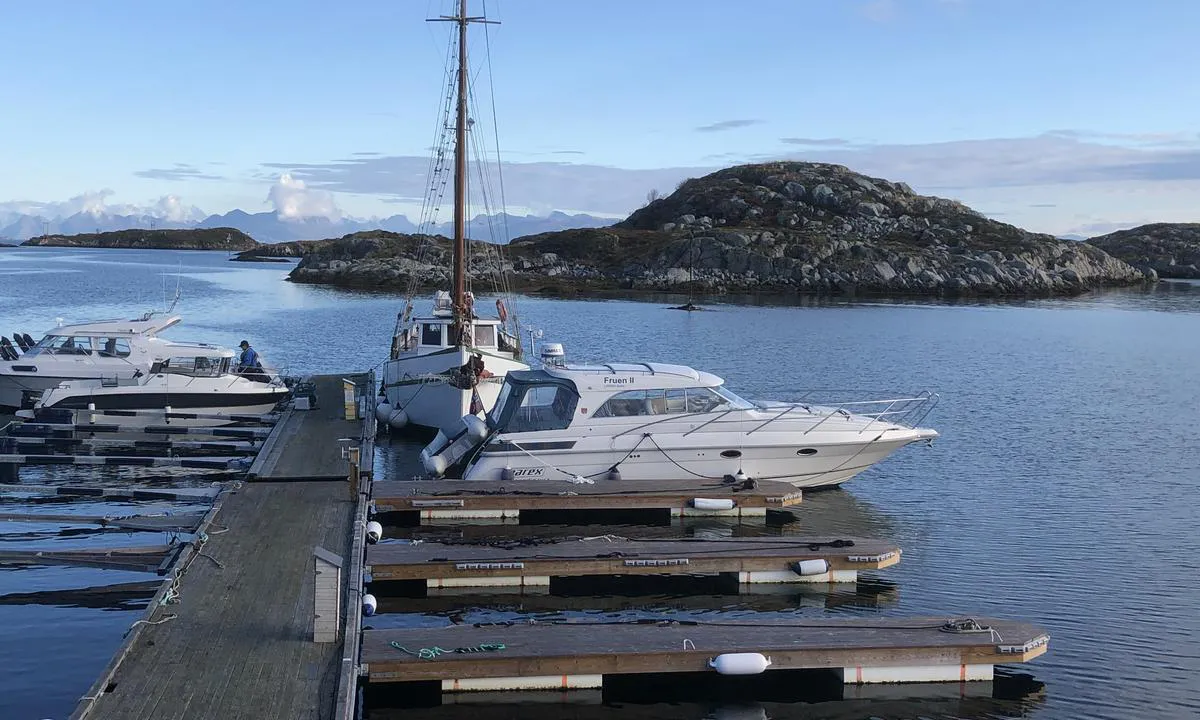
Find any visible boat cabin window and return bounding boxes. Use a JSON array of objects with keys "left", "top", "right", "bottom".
[
  {"left": 594, "top": 387, "right": 737, "bottom": 417},
  {"left": 33, "top": 335, "right": 93, "bottom": 356},
  {"left": 473, "top": 324, "right": 496, "bottom": 348},
  {"left": 97, "top": 337, "right": 132, "bottom": 358},
  {"left": 421, "top": 323, "right": 444, "bottom": 347},
  {"left": 161, "top": 356, "right": 230, "bottom": 377},
  {"left": 492, "top": 381, "right": 578, "bottom": 433}
]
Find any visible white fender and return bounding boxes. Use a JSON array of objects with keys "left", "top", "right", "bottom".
[
  {"left": 374, "top": 402, "right": 393, "bottom": 424},
  {"left": 362, "top": 593, "right": 377, "bottom": 617},
  {"left": 387, "top": 408, "right": 409, "bottom": 429},
  {"left": 708, "top": 652, "right": 772, "bottom": 675},
  {"left": 793, "top": 559, "right": 830, "bottom": 576},
  {"left": 366, "top": 521, "right": 383, "bottom": 544}
]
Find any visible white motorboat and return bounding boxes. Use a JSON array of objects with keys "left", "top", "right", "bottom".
[
  {"left": 377, "top": 0, "right": 528, "bottom": 436},
  {"left": 0, "top": 313, "right": 214, "bottom": 414},
  {"left": 19, "top": 346, "right": 289, "bottom": 427},
  {"left": 420, "top": 350, "right": 939, "bottom": 489}
]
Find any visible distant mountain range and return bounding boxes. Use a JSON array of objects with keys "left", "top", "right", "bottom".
[{"left": 0, "top": 209, "right": 615, "bottom": 243}]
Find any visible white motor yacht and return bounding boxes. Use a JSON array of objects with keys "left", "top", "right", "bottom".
[
  {"left": 377, "top": 1, "right": 528, "bottom": 436},
  {"left": 19, "top": 346, "right": 289, "bottom": 427},
  {"left": 0, "top": 313, "right": 217, "bottom": 414},
  {"left": 420, "top": 350, "right": 939, "bottom": 489}
]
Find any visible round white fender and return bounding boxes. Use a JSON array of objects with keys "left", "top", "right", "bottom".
[
  {"left": 387, "top": 408, "right": 409, "bottom": 429},
  {"left": 366, "top": 521, "right": 383, "bottom": 544},
  {"left": 692, "top": 498, "right": 735, "bottom": 511},
  {"left": 708, "top": 652, "right": 772, "bottom": 675},
  {"left": 793, "top": 558, "right": 830, "bottom": 576},
  {"left": 374, "top": 402, "right": 393, "bottom": 424},
  {"left": 362, "top": 593, "right": 377, "bottom": 617}
]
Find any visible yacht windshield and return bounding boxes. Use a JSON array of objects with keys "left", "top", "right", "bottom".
[
  {"left": 713, "top": 385, "right": 756, "bottom": 409},
  {"left": 493, "top": 381, "right": 578, "bottom": 433}
]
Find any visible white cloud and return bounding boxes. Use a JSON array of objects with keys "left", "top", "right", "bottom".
[
  {"left": 152, "top": 194, "right": 206, "bottom": 223},
  {"left": 0, "top": 190, "right": 205, "bottom": 222},
  {"left": 266, "top": 172, "right": 341, "bottom": 221}
]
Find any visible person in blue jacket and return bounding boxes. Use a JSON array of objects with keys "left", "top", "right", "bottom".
[{"left": 237, "top": 340, "right": 264, "bottom": 379}]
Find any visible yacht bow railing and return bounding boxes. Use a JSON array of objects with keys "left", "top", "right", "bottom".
[{"left": 747, "top": 391, "right": 940, "bottom": 436}]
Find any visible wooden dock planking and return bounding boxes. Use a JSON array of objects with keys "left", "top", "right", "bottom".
[
  {"left": 366, "top": 537, "right": 898, "bottom": 587},
  {"left": 249, "top": 374, "right": 370, "bottom": 481},
  {"left": 372, "top": 478, "right": 802, "bottom": 522},
  {"left": 362, "top": 617, "right": 1049, "bottom": 688},
  {"left": 76, "top": 481, "right": 357, "bottom": 720}
]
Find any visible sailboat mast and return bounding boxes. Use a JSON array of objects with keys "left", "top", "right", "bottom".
[{"left": 452, "top": 0, "right": 468, "bottom": 339}]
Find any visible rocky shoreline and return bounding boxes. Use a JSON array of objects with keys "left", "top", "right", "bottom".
[
  {"left": 23, "top": 228, "right": 257, "bottom": 252},
  {"left": 287, "top": 162, "right": 1156, "bottom": 298},
  {"left": 1086, "top": 224, "right": 1200, "bottom": 279}
]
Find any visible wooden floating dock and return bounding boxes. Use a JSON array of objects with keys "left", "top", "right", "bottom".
[
  {"left": 362, "top": 617, "right": 1049, "bottom": 691},
  {"left": 6, "top": 436, "right": 261, "bottom": 454},
  {"left": 0, "top": 482, "right": 220, "bottom": 501},
  {"left": 372, "top": 477, "right": 803, "bottom": 523},
  {"left": 8, "top": 422, "right": 273, "bottom": 439},
  {"left": 366, "top": 537, "right": 898, "bottom": 590},
  {"left": 0, "top": 545, "right": 179, "bottom": 573},
  {"left": 249, "top": 373, "right": 372, "bottom": 481},
  {"left": 71, "top": 373, "right": 375, "bottom": 720},
  {"left": 0, "top": 510, "right": 205, "bottom": 532},
  {"left": 0, "top": 453, "right": 249, "bottom": 470}
]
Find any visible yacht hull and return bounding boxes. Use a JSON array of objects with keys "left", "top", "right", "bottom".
[
  {"left": 461, "top": 429, "right": 936, "bottom": 489},
  {"left": 383, "top": 348, "right": 526, "bottom": 436},
  {"left": 0, "top": 373, "right": 96, "bottom": 414}
]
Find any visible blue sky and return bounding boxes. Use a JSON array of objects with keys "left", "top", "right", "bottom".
[{"left": 3, "top": 0, "right": 1199, "bottom": 235}]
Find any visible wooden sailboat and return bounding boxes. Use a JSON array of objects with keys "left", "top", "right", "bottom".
[{"left": 378, "top": 0, "right": 527, "bottom": 436}]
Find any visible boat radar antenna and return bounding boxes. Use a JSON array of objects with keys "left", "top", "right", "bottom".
[{"left": 525, "top": 326, "right": 543, "bottom": 359}]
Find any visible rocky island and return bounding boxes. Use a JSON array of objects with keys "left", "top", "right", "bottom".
[
  {"left": 1086, "top": 223, "right": 1200, "bottom": 279},
  {"left": 23, "top": 228, "right": 258, "bottom": 252},
  {"left": 287, "top": 162, "right": 1153, "bottom": 298}
]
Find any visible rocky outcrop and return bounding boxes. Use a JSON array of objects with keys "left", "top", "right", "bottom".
[
  {"left": 1086, "top": 223, "right": 1200, "bottom": 279},
  {"left": 287, "top": 162, "right": 1154, "bottom": 298},
  {"left": 232, "top": 240, "right": 323, "bottom": 261},
  {"left": 288, "top": 232, "right": 515, "bottom": 289},
  {"left": 22, "top": 228, "right": 257, "bottom": 251}
]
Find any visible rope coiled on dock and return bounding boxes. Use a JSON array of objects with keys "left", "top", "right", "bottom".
[{"left": 389, "top": 641, "right": 507, "bottom": 660}]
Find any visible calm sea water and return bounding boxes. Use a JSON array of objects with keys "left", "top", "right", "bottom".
[{"left": 1, "top": 246, "right": 1198, "bottom": 720}]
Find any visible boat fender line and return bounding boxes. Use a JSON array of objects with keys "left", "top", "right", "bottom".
[
  {"left": 791, "top": 559, "right": 830, "bottom": 576},
  {"left": 708, "top": 652, "right": 772, "bottom": 675},
  {"left": 691, "top": 497, "right": 736, "bottom": 511}
]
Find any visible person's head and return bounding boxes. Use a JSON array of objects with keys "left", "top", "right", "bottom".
[{"left": 239, "top": 340, "right": 250, "bottom": 349}]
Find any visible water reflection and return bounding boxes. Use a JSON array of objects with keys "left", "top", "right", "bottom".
[{"left": 364, "top": 670, "right": 1046, "bottom": 719}]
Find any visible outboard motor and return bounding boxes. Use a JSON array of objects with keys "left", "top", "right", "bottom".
[
  {"left": 0, "top": 337, "right": 17, "bottom": 361},
  {"left": 13, "top": 333, "right": 31, "bottom": 352},
  {"left": 420, "top": 414, "right": 489, "bottom": 477}
]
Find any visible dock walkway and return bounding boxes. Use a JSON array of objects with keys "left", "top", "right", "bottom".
[{"left": 72, "top": 374, "right": 373, "bottom": 720}]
